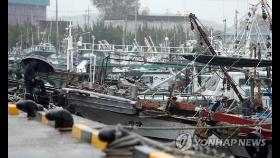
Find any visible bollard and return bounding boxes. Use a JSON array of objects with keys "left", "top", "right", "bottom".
[
  {"left": 45, "top": 109, "right": 74, "bottom": 129},
  {"left": 15, "top": 100, "right": 44, "bottom": 118}
]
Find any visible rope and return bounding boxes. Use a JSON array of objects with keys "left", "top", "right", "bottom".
[
  {"left": 257, "top": 111, "right": 272, "bottom": 124},
  {"left": 183, "top": 54, "right": 217, "bottom": 93},
  {"left": 224, "top": 126, "right": 240, "bottom": 140},
  {"left": 8, "top": 94, "right": 22, "bottom": 102},
  {"left": 119, "top": 123, "right": 271, "bottom": 130}
]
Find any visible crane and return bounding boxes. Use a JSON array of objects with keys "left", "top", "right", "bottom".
[
  {"left": 260, "top": 0, "right": 272, "bottom": 31},
  {"left": 188, "top": 13, "right": 245, "bottom": 102}
]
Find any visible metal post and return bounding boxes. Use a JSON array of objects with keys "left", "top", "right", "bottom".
[
  {"left": 56, "top": 0, "right": 59, "bottom": 53},
  {"left": 92, "top": 36, "right": 96, "bottom": 85},
  {"left": 31, "top": 10, "right": 34, "bottom": 46},
  {"left": 235, "top": 10, "right": 239, "bottom": 40},
  {"left": 88, "top": 5, "right": 90, "bottom": 28},
  {"left": 89, "top": 55, "right": 92, "bottom": 88},
  {"left": 93, "top": 55, "right": 96, "bottom": 84},
  {"left": 223, "top": 19, "right": 227, "bottom": 44},
  {"left": 67, "top": 21, "right": 73, "bottom": 72},
  {"left": 103, "top": 56, "right": 109, "bottom": 85},
  {"left": 134, "top": 0, "right": 138, "bottom": 41}
]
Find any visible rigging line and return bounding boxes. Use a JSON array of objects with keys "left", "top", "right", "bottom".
[
  {"left": 224, "top": 13, "right": 249, "bottom": 51},
  {"left": 213, "top": 70, "right": 224, "bottom": 81},
  {"left": 257, "top": 107, "right": 271, "bottom": 122},
  {"left": 227, "top": 50, "right": 252, "bottom": 70},
  {"left": 253, "top": 17, "right": 270, "bottom": 52},
  {"left": 260, "top": 18, "right": 271, "bottom": 33},
  {"left": 183, "top": 54, "right": 217, "bottom": 92},
  {"left": 41, "top": 22, "right": 50, "bottom": 43},
  {"left": 192, "top": 17, "right": 259, "bottom": 97},
  {"left": 225, "top": 99, "right": 238, "bottom": 113},
  {"left": 244, "top": 71, "right": 266, "bottom": 93},
  {"left": 231, "top": 14, "right": 256, "bottom": 56},
  {"left": 196, "top": 49, "right": 253, "bottom": 96},
  {"left": 245, "top": 13, "right": 255, "bottom": 44},
  {"left": 120, "top": 123, "right": 271, "bottom": 130},
  {"left": 135, "top": 38, "right": 217, "bottom": 89},
  {"left": 223, "top": 49, "right": 265, "bottom": 95},
  {"left": 225, "top": 30, "right": 246, "bottom": 55},
  {"left": 257, "top": 111, "right": 272, "bottom": 124},
  {"left": 138, "top": 53, "right": 204, "bottom": 94},
  {"left": 266, "top": 1, "right": 272, "bottom": 11},
  {"left": 216, "top": 68, "right": 248, "bottom": 98},
  {"left": 223, "top": 12, "right": 252, "bottom": 55},
  {"left": 225, "top": 126, "right": 240, "bottom": 140},
  {"left": 225, "top": 30, "right": 247, "bottom": 56},
  {"left": 208, "top": 28, "right": 244, "bottom": 57},
  {"left": 223, "top": 29, "right": 245, "bottom": 55},
  {"left": 242, "top": 60, "right": 264, "bottom": 87}
]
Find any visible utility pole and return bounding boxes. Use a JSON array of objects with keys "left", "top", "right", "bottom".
[
  {"left": 31, "top": 10, "right": 34, "bottom": 46},
  {"left": 88, "top": 5, "right": 90, "bottom": 28},
  {"left": 134, "top": 1, "right": 138, "bottom": 41},
  {"left": 56, "top": 0, "right": 59, "bottom": 53}
]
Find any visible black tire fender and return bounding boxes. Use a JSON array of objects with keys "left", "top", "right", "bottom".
[{"left": 245, "top": 131, "right": 268, "bottom": 158}]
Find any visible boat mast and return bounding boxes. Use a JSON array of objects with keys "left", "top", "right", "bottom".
[
  {"left": 67, "top": 21, "right": 73, "bottom": 72},
  {"left": 234, "top": 10, "right": 239, "bottom": 41},
  {"left": 189, "top": 13, "right": 245, "bottom": 102},
  {"left": 134, "top": 0, "right": 138, "bottom": 41},
  {"left": 31, "top": 10, "right": 34, "bottom": 46},
  {"left": 56, "top": 0, "right": 59, "bottom": 53},
  {"left": 223, "top": 19, "right": 226, "bottom": 45}
]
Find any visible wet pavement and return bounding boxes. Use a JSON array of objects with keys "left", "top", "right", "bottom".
[{"left": 8, "top": 113, "right": 105, "bottom": 158}]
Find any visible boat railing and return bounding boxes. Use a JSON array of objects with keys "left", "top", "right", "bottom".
[
  {"left": 139, "top": 91, "right": 217, "bottom": 103},
  {"left": 77, "top": 43, "right": 193, "bottom": 54}
]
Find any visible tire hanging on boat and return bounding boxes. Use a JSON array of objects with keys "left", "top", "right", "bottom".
[{"left": 245, "top": 131, "right": 269, "bottom": 158}]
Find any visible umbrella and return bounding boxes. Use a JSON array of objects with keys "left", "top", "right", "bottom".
[{"left": 21, "top": 55, "right": 55, "bottom": 73}]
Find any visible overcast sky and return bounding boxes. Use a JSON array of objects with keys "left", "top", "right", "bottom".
[{"left": 47, "top": 0, "right": 271, "bottom": 26}]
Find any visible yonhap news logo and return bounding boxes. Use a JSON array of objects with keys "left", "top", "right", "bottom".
[
  {"left": 175, "top": 133, "right": 267, "bottom": 151},
  {"left": 175, "top": 132, "right": 193, "bottom": 151}
]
